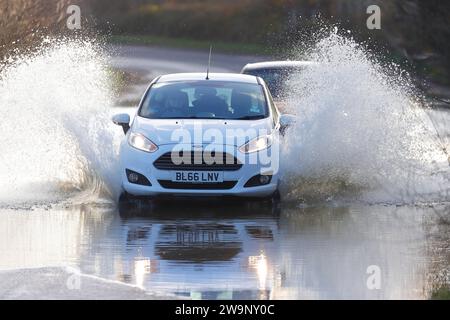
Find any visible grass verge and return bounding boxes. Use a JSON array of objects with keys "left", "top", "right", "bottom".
[
  {"left": 109, "top": 34, "right": 276, "bottom": 56},
  {"left": 431, "top": 286, "right": 450, "bottom": 300}
]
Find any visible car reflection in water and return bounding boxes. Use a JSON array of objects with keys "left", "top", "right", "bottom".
[
  {"left": 1, "top": 199, "right": 447, "bottom": 299},
  {"left": 116, "top": 199, "right": 281, "bottom": 300},
  {"left": 66, "top": 199, "right": 449, "bottom": 300}
]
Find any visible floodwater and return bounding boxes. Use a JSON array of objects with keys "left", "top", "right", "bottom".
[{"left": 0, "top": 200, "right": 448, "bottom": 299}]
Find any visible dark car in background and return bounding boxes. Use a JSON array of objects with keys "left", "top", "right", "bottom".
[{"left": 241, "top": 61, "right": 315, "bottom": 110}]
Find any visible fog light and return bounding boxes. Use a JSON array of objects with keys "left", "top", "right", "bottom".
[
  {"left": 259, "top": 175, "right": 270, "bottom": 185},
  {"left": 244, "top": 174, "right": 272, "bottom": 187},
  {"left": 128, "top": 172, "right": 139, "bottom": 183},
  {"left": 126, "top": 169, "right": 151, "bottom": 186}
]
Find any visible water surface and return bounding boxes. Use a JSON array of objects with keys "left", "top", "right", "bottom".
[{"left": 1, "top": 200, "right": 447, "bottom": 299}]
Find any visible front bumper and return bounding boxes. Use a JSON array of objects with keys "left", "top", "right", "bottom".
[{"left": 120, "top": 143, "right": 279, "bottom": 198}]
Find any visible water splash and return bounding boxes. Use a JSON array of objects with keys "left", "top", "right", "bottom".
[
  {"left": 0, "top": 38, "right": 121, "bottom": 206},
  {"left": 281, "top": 30, "right": 450, "bottom": 204},
  {"left": 0, "top": 33, "right": 448, "bottom": 207}
]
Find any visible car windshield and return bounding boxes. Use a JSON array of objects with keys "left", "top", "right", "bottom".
[
  {"left": 244, "top": 67, "right": 305, "bottom": 99},
  {"left": 139, "top": 81, "right": 268, "bottom": 120}
]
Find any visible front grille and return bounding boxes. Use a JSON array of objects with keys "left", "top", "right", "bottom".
[
  {"left": 154, "top": 151, "right": 242, "bottom": 171},
  {"left": 158, "top": 180, "right": 237, "bottom": 190}
]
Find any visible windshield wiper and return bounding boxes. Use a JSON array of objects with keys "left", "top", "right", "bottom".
[
  {"left": 235, "top": 115, "right": 266, "bottom": 120},
  {"left": 151, "top": 116, "right": 230, "bottom": 120},
  {"left": 148, "top": 116, "right": 266, "bottom": 120}
]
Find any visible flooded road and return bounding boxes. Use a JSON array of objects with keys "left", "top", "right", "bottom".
[
  {"left": 0, "top": 43, "right": 449, "bottom": 299},
  {"left": 0, "top": 201, "right": 448, "bottom": 299}
]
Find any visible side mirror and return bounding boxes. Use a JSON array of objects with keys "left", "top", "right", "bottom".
[
  {"left": 279, "top": 114, "right": 297, "bottom": 135},
  {"left": 112, "top": 113, "right": 131, "bottom": 134}
]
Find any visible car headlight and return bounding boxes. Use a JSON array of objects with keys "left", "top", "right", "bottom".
[
  {"left": 128, "top": 132, "right": 158, "bottom": 153},
  {"left": 239, "top": 135, "right": 273, "bottom": 153}
]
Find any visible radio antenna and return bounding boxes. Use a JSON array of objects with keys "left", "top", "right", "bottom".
[{"left": 206, "top": 45, "right": 212, "bottom": 80}]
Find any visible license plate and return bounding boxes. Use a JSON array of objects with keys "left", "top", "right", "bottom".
[{"left": 172, "top": 171, "right": 224, "bottom": 183}]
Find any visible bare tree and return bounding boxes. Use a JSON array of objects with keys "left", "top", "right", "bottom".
[{"left": 0, "top": 0, "right": 83, "bottom": 57}]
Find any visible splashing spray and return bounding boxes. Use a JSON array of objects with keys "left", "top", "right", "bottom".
[
  {"left": 281, "top": 30, "right": 450, "bottom": 204},
  {"left": 0, "top": 38, "right": 121, "bottom": 206}
]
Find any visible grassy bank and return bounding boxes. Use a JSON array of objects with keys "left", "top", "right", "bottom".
[
  {"left": 431, "top": 287, "right": 450, "bottom": 300},
  {"left": 109, "top": 34, "right": 277, "bottom": 56}
]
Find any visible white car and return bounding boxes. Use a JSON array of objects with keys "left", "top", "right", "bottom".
[{"left": 113, "top": 73, "right": 290, "bottom": 201}]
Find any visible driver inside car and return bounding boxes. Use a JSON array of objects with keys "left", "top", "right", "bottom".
[{"left": 193, "top": 87, "right": 229, "bottom": 118}]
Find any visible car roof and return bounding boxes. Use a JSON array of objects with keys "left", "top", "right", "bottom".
[
  {"left": 242, "top": 60, "right": 316, "bottom": 71},
  {"left": 157, "top": 73, "right": 259, "bottom": 84}
]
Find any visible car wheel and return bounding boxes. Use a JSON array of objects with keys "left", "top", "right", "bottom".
[
  {"left": 118, "top": 191, "right": 132, "bottom": 203},
  {"left": 118, "top": 191, "right": 142, "bottom": 208},
  {"left": 260, "top": 189, "right": 281, "bottom": 204},
  {"left": 118, "top": 191, "right": 149, "bottom": 215},
  {"left": 272, "top": 189, "right": 281, "bottom": 202}
]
